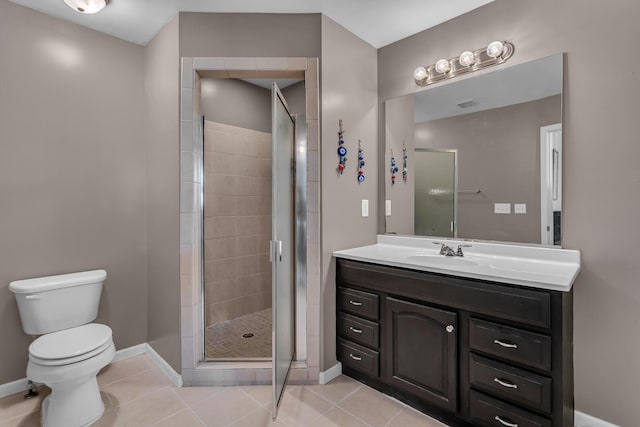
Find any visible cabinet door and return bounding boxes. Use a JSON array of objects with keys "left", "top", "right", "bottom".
[{"left": 384, "top": 297, "right": 457, "bottom": 411}]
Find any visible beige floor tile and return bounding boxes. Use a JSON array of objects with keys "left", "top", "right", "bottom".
[
  {"left": 103, "top": 368, "right": 172, "bottom": 406},
  {"left": 386, "top": 407, "right": 448, "bottom": 427},
  {"left": 307, "top": 406, "right": 369, "bottom": 427},
  {"left": 277, "top": 386, "right": 333, "bottom": 426},
  {"left": 229, "top": 407, "right": 288, "bottom": 427},
  {"left": 191, "top": 387, "right": 261, "bottom": 427},
  {"left": 0, "top": 410, "right": 40, "bottom": 427},
  {"left": 304, "top": 375, "right": 362, "bottom": 403},
  {"left": 93, "top": 408, "right": 125, "bottom": 427},
  {"left": 116, "top": 387, "right": 187, "bottom": 426},
  {"left": 240, "top": 385, "right": 272, "bottom": 407},
  {"left": 337, "top": 386, "right": 403, "bottom": 427},
  {"left": 153, "top": 409, "right": 205, "bottom": 427},
  {"left": 98, "top": 355, "right": 154, "bottom": 387},
  {"left": 174, "top": 386, "right": 223, "bottom": 407},
  {"left": 0, "top": 389, "right": 48, "bottom": 424}
]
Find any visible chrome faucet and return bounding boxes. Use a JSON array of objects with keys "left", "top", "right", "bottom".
[{"left": 434, "top": 242, "right": 472, "bottom": 257}]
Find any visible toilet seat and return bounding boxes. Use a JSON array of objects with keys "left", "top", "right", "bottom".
[{"left": 29, "top": 323, "right": 113, "bottom": 366}]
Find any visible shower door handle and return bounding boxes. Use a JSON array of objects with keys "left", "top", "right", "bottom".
[
  {"left": 278, "top": 240, "right": 283, "bottom": 262},
  {"left": 269, "top": 240, "right": 283, "bottom": 262}
]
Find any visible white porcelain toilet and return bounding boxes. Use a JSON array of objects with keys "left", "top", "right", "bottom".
[{"left": 9, "top": 270, "right": 115, "bottom": 427}]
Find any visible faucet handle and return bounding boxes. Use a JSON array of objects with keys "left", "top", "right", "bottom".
[{"left": 456, "top": 244, "right": 472, "bottom": 257}]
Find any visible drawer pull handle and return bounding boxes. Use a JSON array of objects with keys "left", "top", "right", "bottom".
[
  {"left": 494, "top": 415, "right": 518, "bottom": 427},
  {"left": 494, "top": 378, "right": 518, "bottom": 389},
  {"left": 349, "top": 326, "right": 363, "bottom": 334},
  {"left": 494, "top": 339, "right": 518, "bottom": 349},
  {"left": 349, "top": 353, "right": 362, "bottom": 361},
  {"left": 349, "top": 300, "right": 363, "bottom": 306}
]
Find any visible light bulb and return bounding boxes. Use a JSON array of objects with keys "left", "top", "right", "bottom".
[
  {"left": 64, "top": 0, "right": 108, "bottom": 14},
  {"left": 486, "top": 41, "right": 505, "bottom": 58},
  {"left": 413, "top": 67, "right": 428, "bottom": 81},
  {"left": 434, "top": 59, "right": 451, "bottom": 74},
  {"left": 459, "top": 51, "right": 476, "bottom": 67}
]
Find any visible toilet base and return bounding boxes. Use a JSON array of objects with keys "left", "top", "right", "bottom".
[{"left": 42, "top": 374, "right": 105, "bottom": 427}]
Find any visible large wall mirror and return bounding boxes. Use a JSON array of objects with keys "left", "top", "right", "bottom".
[{"left": 384, "top": 53, "right": 563, "bottom": 246}]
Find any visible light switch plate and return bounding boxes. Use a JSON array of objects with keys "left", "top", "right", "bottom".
[
  {"left": 362, "top": 199, "right": 369, "bottom": 217},
  {"left": 494, "top": 203, "right": 511, "bottom": 214},
  {"left": 514, "top": 203, "right": 527, "bottom": 214},
  {"left": 385, "top": 200, "right": 391, "bottom": 216}
]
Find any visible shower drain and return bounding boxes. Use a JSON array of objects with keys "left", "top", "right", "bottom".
[{"left": 242, "top": 332, "right": 255, "bottom": 338}]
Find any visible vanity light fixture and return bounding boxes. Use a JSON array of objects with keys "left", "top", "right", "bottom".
[
  {"left": 64, "top": 0, "right": 109, "bottom": 14},
  {"left": 414, "top": 40, "right": 514, "bottom": 87}
]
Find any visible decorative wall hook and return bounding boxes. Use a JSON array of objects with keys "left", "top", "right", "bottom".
[
  {"left": 357, "top": 140, "right": 365, "bottom": 183},
  {"left": 390, "top": 150, "right": 398, "bottom": 185},
  {"left": 402, "top": 142, "right": 408, "bottom": 182},
  {"left": 337, "top": 120, "right": 347, "bottom": 175}
]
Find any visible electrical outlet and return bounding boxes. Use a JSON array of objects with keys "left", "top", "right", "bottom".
[
  {"left": 514, "top": 203, "right": 527, "bottom": 214},
  {"left": 362, "top": 199, "right": 369, "bottom": 217},
  {"left": 494, "top": 203, "right": 511, "bottom": 214},
  {"left": 385, "top": 200, "right": 392, "bottom": 216}
]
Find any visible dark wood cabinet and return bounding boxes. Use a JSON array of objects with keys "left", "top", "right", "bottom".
[
  {"left": 385, "top": 297, "right": 457, "bottom": 411},
  {"left": 336, "top": 258, "right": 573, "bottom": 427}
]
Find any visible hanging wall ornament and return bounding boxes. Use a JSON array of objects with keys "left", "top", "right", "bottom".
[
  {"left": 402, "top": 142, "right": 408, "bottom": 182},
  {"left": 390, "top": 150, "right": 399, "bottom": 185},
  {"left": 337, "top": 120, "right": 347, "bottom": 175},
  {"left": 357, "top": 140, "right": 365, "bottom": 183}
]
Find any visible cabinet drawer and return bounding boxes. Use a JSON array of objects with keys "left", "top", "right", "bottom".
[
  {"left": 338, "top": 287, "right": 379, "bottom": 321},
  {"left": 470, "top": 354, "right": 552, "bottom": 413},
  {"left": 470, "top": 318, "right": 552, "bottom": 371},
  {"left": 338, "top": 339, "right": 379, "bottom": 378},
  {"left": 338, "top": 313, "right": 379, "bottom": 348},
  {"left": 469, "top": 390, "right": 551, "bottom": 427}
]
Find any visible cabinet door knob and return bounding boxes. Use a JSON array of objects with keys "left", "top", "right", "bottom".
[
  {"left": 349, "top": 300, "right": 363, "bottom": 306},
  {"left": 446, "top": 325, "right": 454, "bottom": 333},
  {"left": 494, "top": 415, "right": 518, "bottom": 427},
  {"left": 349, "top": 353, "right": 362, "bottom": 361},
  {"left": 349, "top": 326, "right": 363, "bottom": 334},
  {"left": 493, "top": 339, "right": 518, "bottom": 349},
  {"left": 494, "top": 377, "right": 518, "bottom": 389}
]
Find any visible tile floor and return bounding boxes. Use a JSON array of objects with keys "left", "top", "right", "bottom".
[
  {"left": 205, "top": 308, "right": 272, "bottom": 360},
  {"left": 0, "top": 354, "right": 447, "bottom": 427}
]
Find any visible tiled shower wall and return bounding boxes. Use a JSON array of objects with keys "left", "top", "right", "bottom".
[{"left": 203, "top": 121, "right": 272, "bottom": 327}]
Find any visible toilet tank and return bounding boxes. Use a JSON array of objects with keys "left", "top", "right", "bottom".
[{"left": 9, "top": 270, "right": 107, "bottom": 335}]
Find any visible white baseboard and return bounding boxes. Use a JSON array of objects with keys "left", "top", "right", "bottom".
[
  {"left": 145, "top": 343, "right": 183, "bottom": 388},
  {"left": 0, "top": 378, "right": 30, "bottom": 399},
  {"left": 575, "top": 411, "right": 620, "bottom": 427},
  {"left": 318, "top": 362, "right": 342, "bottom": 385},
  {"left": 0, "top": 342, "right": 182, "bottom": 398}
]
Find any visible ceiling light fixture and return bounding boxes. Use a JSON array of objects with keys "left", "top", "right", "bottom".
[
  {"left": 413, "top": 40, "right": 514, "bottom": 87},
  {"left": 64, "top": 0, "right": 109, "bottom": 14}
]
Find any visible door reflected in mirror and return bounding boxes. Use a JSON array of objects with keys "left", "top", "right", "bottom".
[{"left": 385, "top": 53, "right": 563, "bottom": 246}]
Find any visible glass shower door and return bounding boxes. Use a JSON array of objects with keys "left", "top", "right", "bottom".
[
  {"left": 415, "top": 150, "right": 457, "bottom": 237},
  {"left": 271, "top": 83, "right": 296, "bottom": 419}
]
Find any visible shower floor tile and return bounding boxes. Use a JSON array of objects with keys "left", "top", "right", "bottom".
[{"left": 205, "top": 308, "right": 272, "bottom": 359}]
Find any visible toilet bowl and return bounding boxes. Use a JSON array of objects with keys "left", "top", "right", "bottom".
[{"left": 9, "top": 270, "right": 114, "bottom": 427}]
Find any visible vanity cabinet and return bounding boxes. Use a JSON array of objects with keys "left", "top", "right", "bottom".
[{"left": 336, "top": 258, "right": 573, "bottom": 427}]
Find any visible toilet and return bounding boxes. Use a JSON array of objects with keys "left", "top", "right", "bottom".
[{"left": 9, "top": 270, "right": 115, "bottom": 427}]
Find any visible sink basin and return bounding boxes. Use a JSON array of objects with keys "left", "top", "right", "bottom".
[{"left": 405, "top": 255, "right": 478, "bottom": 267}]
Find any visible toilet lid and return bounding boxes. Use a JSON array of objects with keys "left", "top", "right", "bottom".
[{"left": 29, "top": 323, "right": 112, "bottom": 361}]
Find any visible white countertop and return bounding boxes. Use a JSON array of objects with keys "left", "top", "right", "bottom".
[{"left": 333, "top": 235, "right": 581, "bottom": 292}]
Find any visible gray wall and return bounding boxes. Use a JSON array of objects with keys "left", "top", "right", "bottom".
[
  {"left": 0, "top": 0, "right": 147, "bottom": 383},
  {"left": 414, "top": 95, "right": 561, "bottom": 243},
  {"left": 200, "top": 79, "right": 271, "bottom": 133},
  {"left": 144, "top": 15, "right": 181, "bottom": 371},
  {"left": 281, "top": 81, "right": 307, "bottom": 117},
  {"left": 179, "top": 13, "right": 321, "bottom": 58},
  {"left": 378, "top": 1, "right": 640, "bottom": 424},
  {"left": 320, "top": 16, "right": 378, "bottom": 370}
]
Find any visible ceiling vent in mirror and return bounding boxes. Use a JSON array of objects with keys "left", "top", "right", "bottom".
[
  {"left": 64, "top": 0, "right": 109, "bottom": 14},
  {"left": 456, "top": 99, "right": 478, "bottom": 109},
  {"left": 414, "top": 41, "right": 514, "bottom": 88}
]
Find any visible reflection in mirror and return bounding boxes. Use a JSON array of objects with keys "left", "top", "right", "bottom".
[{"left": 385, "top": 54, "right": 563, "bottom": 246}]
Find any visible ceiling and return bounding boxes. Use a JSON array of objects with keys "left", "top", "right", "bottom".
[
  {"left": 7, "top": 0, "right": 494, "bottom": 47},
  {"left": 415, "top": 54, "right": 563, "bottom": 123}
]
